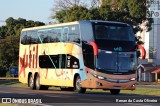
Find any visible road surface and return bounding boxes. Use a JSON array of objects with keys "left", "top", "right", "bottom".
[{"left": 0, "top": 86, "right": 159, "bottom": 106}]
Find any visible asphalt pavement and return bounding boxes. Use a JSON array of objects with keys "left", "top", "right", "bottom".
[{"left": 0, "top": 86, "right": 159, "bottom": 106}]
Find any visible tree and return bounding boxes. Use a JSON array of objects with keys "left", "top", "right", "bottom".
[
  {"left": 53, "top": 0, "right": 93, "bottom": 10},
  {"left": 54, "top": 6, "right": 92, "bottom": 23},
  {"left": 99, "top": 0, "right": 153, "bottom": 33},
  {"left": 0, "top": 17, "right": 45, "bottom": 76},
  {"left": 53, "top": 0, "right": 153, "bottom": 34},
  {"left": 0, "top": 36, "right": 19, "bottom": 71},
  {"left": 0, "top": 26, "right": 7, "bottom": 38},
  {"left": 0, "top": 17, "right": 45, "bottom": 38}
]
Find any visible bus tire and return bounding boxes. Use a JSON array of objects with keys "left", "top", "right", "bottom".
[
  {"left": 35, "top": 74, "right": 41, "bottom": 90},
  {"left": 28, "top": 75, "right": 35, "bottom": 90},
  {"left": 74, "top": 75, "right": 86, "bottom": 93},
  {"left": 110, "top": 89, "right": 120, "bottom": 95}
]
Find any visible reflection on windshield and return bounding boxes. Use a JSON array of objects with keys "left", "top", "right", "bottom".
[
  {"left": 95, "top": 25, "right": 135, "bottom": 41},
  {"left": 96, "top": 50, "right": 137, "bottom": 73}
]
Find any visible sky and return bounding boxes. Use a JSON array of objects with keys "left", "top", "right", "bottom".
[{"left": 0, "top": 0, "right": 54, "bottom": 26}]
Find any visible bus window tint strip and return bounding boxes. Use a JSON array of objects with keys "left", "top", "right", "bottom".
[
  {"left": 20, "top": 24, "right": 80, "bottom": 45},
  {"left": 39, "top": 54, "right": 79, "bottom": 69}
]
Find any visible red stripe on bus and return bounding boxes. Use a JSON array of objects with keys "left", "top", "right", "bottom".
[{"left": 89, "top": 42, "right": 98, "bottom": 56}]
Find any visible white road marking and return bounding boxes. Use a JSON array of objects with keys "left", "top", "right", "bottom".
[{"left": 0, "top": 91, "right": 12, "bottom": 93}]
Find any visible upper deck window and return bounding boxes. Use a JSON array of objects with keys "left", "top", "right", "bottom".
[
  {"left": 20, "top": 24, "right": 80, "bottom": 45},
  {"left": 94, "top": 24, "right": 135, "bottom": 41}
]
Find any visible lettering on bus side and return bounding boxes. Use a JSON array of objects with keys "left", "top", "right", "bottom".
[
  {"left": 20, "top": 45, "right": 38, "bottom": 70},
  {"left": 19, "top": 49, "right": 28, "bottom": 77},
  {"left": 28, "top": 45, "right": 38, "bottom": 69}
]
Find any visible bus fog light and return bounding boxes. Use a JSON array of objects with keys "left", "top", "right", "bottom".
[
  {"left": 96, "top": 82, "right": 102, "bottom": 86},
  {"left": 132, "top": 84, "right": 135, "bottom": 87}
]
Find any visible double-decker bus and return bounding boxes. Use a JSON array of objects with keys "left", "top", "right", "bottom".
[{"left": 19, "top": 20, "right": 145, "bottom": 94}]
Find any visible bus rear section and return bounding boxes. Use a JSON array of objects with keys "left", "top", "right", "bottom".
[{"left": 18, "top": 22, "right": 87, "bottom": 92}]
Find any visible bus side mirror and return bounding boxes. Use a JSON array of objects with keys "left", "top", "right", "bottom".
[
  {"left": 88, "top": 42, "right": 98, "bottom": 56},
  {"left": 137, "top": 45, "right": 146, "bottom": 59}
]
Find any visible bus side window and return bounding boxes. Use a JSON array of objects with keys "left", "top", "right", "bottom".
[
  {"left": 62, "top": 27, "right": 69, "bottom": 42},
  {"left": 47, "top": 30, "right": 54, "bottom": 43},
  {"left": 38, "top": 31, "right": 45, "bottom": 43},
  {"left": 39, "top": 55, "right": 59, "bottom": 68},
  {"left": 43, "top": 30, "right": 50, "bottom": 43},
  {"left": 57, "top": 29, "right": 62, "bottom": 42},
  {"left": 30, "top": 30, "right": 38, "bottom": 44},
  {"left": 82, "top": 42, "right": 94, "bottom": 69},
  {"left": 52, "top": 28, "right": 61, "bottom": 42},
  {"left": 21, "top": 31, "right": 27, "bottom": 44},
  {"left": 26, "top": 31, "right": 32, "bottom": 44},
  {"left": 49, "top": 29, "right": 55, "bottom": 42},
  {"left": 68, "top": 25, "right": 80, "bottom": 43}
]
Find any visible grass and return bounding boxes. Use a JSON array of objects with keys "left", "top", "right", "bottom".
[
  {"left": 0, "top": 80, "right": 160, "bottom": 96},
  {"left": 0, "top": 104, "right": 36, "bottom": 106},
  {"left": 0, "top": 104, "right": 17, "bottom": 106},
  {"left": 121, "top": 88, "right": 160, "bottom": 96},
  {"left": 0, "top": 79, "right": 27, "bottom": 87}
]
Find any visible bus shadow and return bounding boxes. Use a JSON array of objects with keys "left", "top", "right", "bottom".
[
  {"left": 84, "top": 91, "right": 160, "bottom": 98},
  {"left": 46, "top": 88, "right": 160, "bottom": 97}
]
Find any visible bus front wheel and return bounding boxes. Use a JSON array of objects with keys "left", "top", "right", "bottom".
[
  {"left": 110, "top": 89, "right": 120, "bottom": 95},
  {"left": 74, "top": 76, "right": 86, "bottom": 93}
]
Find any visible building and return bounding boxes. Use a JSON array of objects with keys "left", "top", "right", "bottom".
[
  {"left": 137, "top": 64, "right": 160, "bottom": 82},
  {"left": 137, "top": 0, "right": 160, "bottom": 64},
  {"left": 137, "top": 1, "right": 160, "bottom": 82}
]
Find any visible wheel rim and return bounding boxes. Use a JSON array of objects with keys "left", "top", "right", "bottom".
[
  {"left": 29, "top": 76, "right": 33, "bottom": 87},
  {"left": 36, "top": 77, "right": 40, "bottom": 88},
  {"left": 76, "top": 78, "right": 81, "bottom": 90}
]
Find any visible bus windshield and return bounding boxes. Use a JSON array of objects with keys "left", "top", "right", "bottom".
[
  {"left": 96, "top": 51, "right": 137, "bottom": 74},
  {"left": 94, "top": 24, "right": 135, "bottom": 41},
  {"left": 93, "top": 22, "right": 137, "bottom": 74}
]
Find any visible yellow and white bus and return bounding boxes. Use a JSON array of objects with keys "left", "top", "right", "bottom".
[{"left": 19, "top": 20, "right": 145, "bottom": 94}]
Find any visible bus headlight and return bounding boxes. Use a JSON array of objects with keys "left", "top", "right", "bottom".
[
  {"left": 130, "top": 78, "right": 136, "bottom": 81},
  {"left": 92, "top": 74, "right": 97, "bottom": 78},
  {"left": 91, "top": 73, "right": 105, "bottom": 80}
]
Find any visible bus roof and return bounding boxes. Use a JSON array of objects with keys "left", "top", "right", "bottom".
[
  {"left": 21, "top": 20, "right": 129, "bottom": 31},
  {"left": 22, "top": 21, "right": 79, "bottom": 31},
  {"left": 81, "top": 20, "right": 128, "bottom": 25}
]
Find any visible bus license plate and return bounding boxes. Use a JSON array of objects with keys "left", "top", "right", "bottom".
[{"left": 114, "top": 86, "right": 121, "bottom": 89}]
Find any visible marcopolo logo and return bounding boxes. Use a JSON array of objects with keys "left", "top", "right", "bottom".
[{"left": 146, "top": 0, "right": 160, "bottom": 18}]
